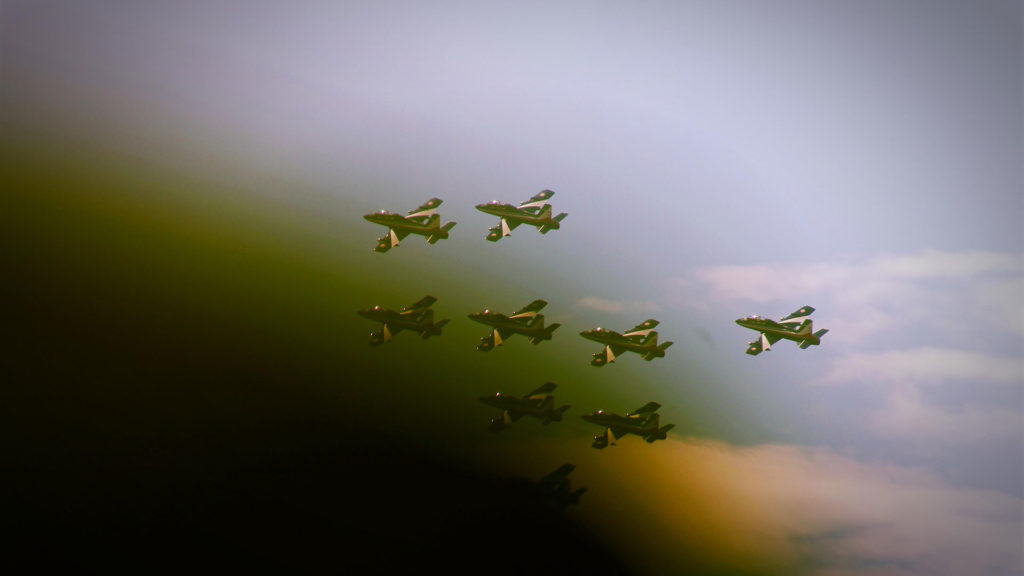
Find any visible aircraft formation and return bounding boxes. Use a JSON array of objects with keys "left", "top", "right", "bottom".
[{"left": 359, "top": 190, "right": 827, "bottom": 508}]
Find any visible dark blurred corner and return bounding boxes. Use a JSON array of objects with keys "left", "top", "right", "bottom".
[{"left": 3, "top": 139, "right": 629, "bottom": 574}]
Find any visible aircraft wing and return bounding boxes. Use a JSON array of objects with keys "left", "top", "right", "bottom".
[
  {"left": 519, "top": 189, "right": 554, "bottom": 210},
  {"left": 403, "top": 295, "right": 437, "bottom": 312},
  {"left": 407, "top": 197, "right": 442, "bottom": 218},
  {"left": 779, "top": 306, "right": 815, "bottom": 324},
  {"left": 485, "top": 218, "right": 521, "bottom": 242},
  {"left": 631, "top": 401, "right": 662, "bottom": 414},
  {"left": 504, "top": 409, "right": 525, "bottom": 422},
  {"left": 526, "top": 382, "right": 557, "bottom": 398},
  {"left": 590, "top": 344, "right": 627, "bottom": 367},
  {"left": 745, "top": 332, "right": 783, "bottom": 356},
  {"left": 477, "top": 328, "right": 514, "bottom": 351},
  {"left": 369, "top": 323, "right": 402, "bottom": 346},
  {"left": 374, "top": 227, "right": 411, "bottom": 253},
  {"left": 511, "top": 299, "right": 547, "bottom": 318},
  {"left": 609, "top": 427, "right": 630, "bottom": 440},
  {"left": 624, "top": 319, "right": 660, "bottom": 338}
]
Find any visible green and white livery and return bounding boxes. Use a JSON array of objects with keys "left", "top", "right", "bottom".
[
  {"left": 579, "top": 319, "right": 673, "bottom": 367},
  {"left": 475, "top": 190, "right": 568, "bottom": 242},
  {"left": 357, "top": 295, "right": 450, "bottom": 346},
  {"left": 581, "top": 401, "right": 675, "bottom": 449},
  {"left": 467, "top": 299, "right": 561, "bottom": 351},
  {"left": 363, "top": 198, "right": 457, "bottom": 253},
  {"left": 735, "top": 305, "right": 829, "bottom": 356}
]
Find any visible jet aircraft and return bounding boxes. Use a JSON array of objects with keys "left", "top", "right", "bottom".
[
  {"left": 581, "top": 401, "right": 674, "bottom": 449},
  {"left": 735, "top": 305, "right": 828, "bottom": 356},
  {"left": 363, "top": 198, "right": 456, "bottom": 253},
  {"left": 468, "top": 299, "right": 561, "bottom": 351},
  {"left": 475, "top": 189, "right": 568, "bottom": 242},
  {"left": 579, "top": 319, "right": 673, "bottom": 366},
  {"left": 479, "top": 382, "right": 570, "bottom": 432},
  {"left": 536, "top": 463, "right": 587, "bottom": 509},
  {"left": 357, "top": 295, "right": 449, "bottom": 346}
]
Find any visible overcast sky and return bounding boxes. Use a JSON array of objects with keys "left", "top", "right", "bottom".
[{"left": 5, "top": 1, "right": 1022, "bottom": 574}]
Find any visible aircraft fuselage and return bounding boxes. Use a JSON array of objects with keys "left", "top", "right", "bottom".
[
  {"left": 357, "top": 307, "right": 430, "bottom": 331},
  {"left": 468, "top": 312, "right": 551, "bottom": 338},
  {"left": 475, "top": 203, "right": 561, "bottom": 228},
  {"left": 479, "top": 393, "right": 547, "bottom": 414},
  {"left": 579, "top": 329, "right": 664, "bottom": 354},
  {"left": 363, "top": 212, "right": 434, "bottom": 235},
  {"left": 734, "top": 317, "right": 822, "bottom": 346},
  {"left": 581, "top": 410, "right": 658, "bottom": 434}
]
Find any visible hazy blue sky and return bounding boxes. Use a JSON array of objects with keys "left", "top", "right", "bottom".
[{"left": 6, "top": 1, "right": 1021, "bottom": 574}]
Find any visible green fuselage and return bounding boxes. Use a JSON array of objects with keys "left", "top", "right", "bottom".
[
  {"left": 358, "top": 306, "right": 430, "bottom": 332},
  {"left": 581, "top": 410, "right": 657, "bottom": 435},
  {"left": 468, "top": 311, "right": 549, "bottom": 338},
  {"left": 475, "top": 203, "right": 558, "bottom": 228},
  {"left": 734, "top": 317, "right": 821, "bottom": 345},
  {"left": 363, "top": 212, "right": 434, "bottom": 235},
  {"left": 579, "top": 329, "right": 658, "bottom": 353}
]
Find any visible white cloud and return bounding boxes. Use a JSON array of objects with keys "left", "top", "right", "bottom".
[
  {"left": 574, "top": 296, "right": 661, "bottom": 315},
  {"left": 821, "top": 348, "right": 1024, "bottom": 386},
  {"left": 594, "top": 438, "right": 1024, "bottom": 576},
  {"left": 818, "top": 348, "right": 1022, "bottom": 445},
  {"left": 869, "top": 386, "right": 1022, "bottom": 445}
]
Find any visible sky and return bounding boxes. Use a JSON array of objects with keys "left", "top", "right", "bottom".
[{"left": 5, "top": 1, "right": 1022, "bottom": 574}]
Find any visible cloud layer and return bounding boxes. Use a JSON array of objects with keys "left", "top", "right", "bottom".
[{"left": 595, "top": 438, "right": 1023, "bottom": 576}]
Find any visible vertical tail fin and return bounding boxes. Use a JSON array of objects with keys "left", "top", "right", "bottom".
[
  {"left": 799, "top": 329, "right": 828, "bottom": 349},
  {"left": 426, "top": 218, "right": 455, "bottom": 244},
  {"left": 530, "top": 322, "right": 560, "bottom": 344},
  {"left": 543, "top": 404, "right": 571, "bottom": 424},
  {"left": 796, "top": 319, "right": 813, "bottom": 335},
  {"left": 421, "top": 318, "right": 449, "bottom": 339},
  {"left": 642, "top": 340, "right": 673, "bottom": 361}
]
